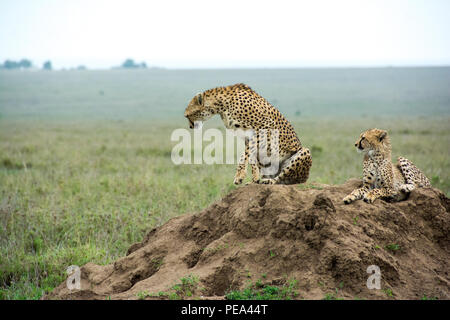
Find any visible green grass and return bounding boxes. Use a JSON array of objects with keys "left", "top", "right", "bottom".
[
  {"left": 1, "top": 117, "right": 448, "bottom": 299},
  {"left": 171, "top": 274, "right": 200, "bottom": 298},
  {"left": 226, "top": 279, "right": 299, "bottom": 300},
  {"left": 383, "top": 288, "right": 394, "bottom": 298},
  {"left": 323, "top": 282, "right": 345, "bottom": 300},
  {"left": 323, "top": 292, "right": 344, "bottom": 300},
  {"left": 1, "top": 67, "right": 449, "bottom": 120},
  {"left": 0, "top": 68, "right": 449, "bottom": 299},
  {"left": 385, "top": 244, "right": 401, "bottom": 252},
  {"left": 421, "top": 295, "right": 438, "bottom": 300},
  {"left": 0, "top": 120, "right": 238, "bottom": 299},
  {"left": 136, "top": 274, "right": 200, "bottom": 300}
]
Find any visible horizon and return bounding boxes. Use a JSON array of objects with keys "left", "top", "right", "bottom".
[{"left": 2, "top": 60, "right": 450, "bottom": 71}]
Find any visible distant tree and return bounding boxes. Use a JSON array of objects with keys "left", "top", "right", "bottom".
[
  {"left": 43, "top": 60, "right": 52, "bottom": 70},
  {"left": 122, "top": 59, "right": 138, "bottom": 69},
  {"left": 3, "top": 60, "right": 19, "bottom": 69},
  {"left": 77, "top": 65, "right": 87, "bottom": 70},
  {"left": 1, "top": 59, "right": 33, "bottom": 69},
  {"left": 120, "top": 59, "right": 148, "bottom": 69},
  {"left": 19, "top": 59, "right": 32, "bottom": 69}
]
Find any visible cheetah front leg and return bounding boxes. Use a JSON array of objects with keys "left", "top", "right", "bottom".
[
  {"left": 344, "top": 183, "right": 396, "bottom": 204},
  {"left": 233, "top": 140, "right": 249, "bottom": 185},
  {"left": 343, "top": 159, "right": 373, "bottom": 204},
  {"left": 343, "top": 186, "right": 370, "bottom": 204},
  {"left": 363, "top": 187, "right": 396, "bottom": 204},
  {"left": 248, "top": 134, "right": 261, "bottom": 183},
  {"left": 234, "top": 135, "right": 260, "bottom": 184},
  {"left": 363, "top": 160, "right": 397, "bottom": 203}
]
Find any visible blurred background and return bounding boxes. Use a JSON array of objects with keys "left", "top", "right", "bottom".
[{"left": 0, "top": 0, "right": 449, "bottom": 299}]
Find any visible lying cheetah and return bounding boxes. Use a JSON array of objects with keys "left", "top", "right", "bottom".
[
  {"left": 184, "top": 83, "right": 312, "bottom": 185},
  {"left": 343, "top": 128, "right": 431, "bottom": 204}
]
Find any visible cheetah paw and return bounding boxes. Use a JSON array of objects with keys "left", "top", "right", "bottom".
[
  {"left": 259, "top": 178, "right": 276, "bottom": 185},
  {"left": 343, "top": 196, "right": 355, "bottom": 204},
  {"left": 400, "top": 184, "right": 415, "bottom": 193},
  {"left": 363, "top": 195, "right": 376, "bottom": 204}
]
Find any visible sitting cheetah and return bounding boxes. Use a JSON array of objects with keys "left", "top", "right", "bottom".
[
  {"left": 184, "top": 83, "right": 312, "bottom": 185},
  {"left": 343, "top": 128, "right": 431, "bottom": 204}
]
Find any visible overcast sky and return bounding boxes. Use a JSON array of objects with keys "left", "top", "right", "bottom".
[{"left": 1, "top": 0, "right": 449, "bottom": 69}]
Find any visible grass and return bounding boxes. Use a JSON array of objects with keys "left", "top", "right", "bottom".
[
  {"left": 225, "top": 278, "right": 299, "bottom": 300},
  {"left": 421, "top": 295, "right": 438, "bottom": 300},
  {"left": 385, "top": 244, "right": 401, "bottom": 252},
  {"left": 323, "top": 291, "right": 344, "bottom": 300},
  {"left": 171, "top": 274, "right": 200, "bottom": 298},
  {"left": 1, "top": 118, "right": 448, "bottom": 299},
  {"left": 0, "top": 68, "right": 449, "bottom": 299},
  {"left": 2, "top": 67, "right": 449, "bottom": 120},
  {"left": 136, "top": 274, "right": 200, "bottom": 300},
  {"left": 383, "top": 288, "right": 394, "bottom": 298},
  {"left": 0, "top": 120, "right": 239, "bottom": 299},
  {"left": 323, "top": 282, "right": 345, "bottom": 300}
]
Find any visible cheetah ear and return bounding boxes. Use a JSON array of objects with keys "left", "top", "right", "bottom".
[
  {"left": 196, "top": 93, "right": 203, "bottom": 106},
  {"left": 378, "top": 130, "right": 387, "bottom": 141}
]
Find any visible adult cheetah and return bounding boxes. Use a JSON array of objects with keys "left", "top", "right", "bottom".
[
  {"left": 343, "top": 128, "right": 431, "bottom": 204},
  {"left": 184, "top": 83, "right": 312, "bottom": 185}
]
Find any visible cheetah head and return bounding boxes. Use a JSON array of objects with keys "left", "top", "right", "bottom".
[
  {"left": 355, "top": 128, "right": 391, "bottom": 155},
  {"left": 184, "top": 93, "right": 213, "bottom": 129}
]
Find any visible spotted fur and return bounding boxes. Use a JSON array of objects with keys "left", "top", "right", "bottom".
[
  {"left": 343, "top": 128, "right": 431, "bottom": 204},
  {"left": 184, "top": 83, "right": 312, "bottom": 185}
]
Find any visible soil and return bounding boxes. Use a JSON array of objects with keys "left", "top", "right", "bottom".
[{"left": 45, "top": 179, "right": 450, "bottom": 300}]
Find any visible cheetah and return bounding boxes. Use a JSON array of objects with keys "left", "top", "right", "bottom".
[
  {"left": 184, "top": 83, "right": 312, "bottom": 185},
  {"left": 343, "top": 128, "right": 431, "bottom": 204}
]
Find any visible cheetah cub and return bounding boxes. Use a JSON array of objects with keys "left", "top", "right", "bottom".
[
  {"left": 343, "top": 128, "right": 431, "bottom": 204},
  {"left": 184, "top": 83, "right": 312, "bottom": 185}
]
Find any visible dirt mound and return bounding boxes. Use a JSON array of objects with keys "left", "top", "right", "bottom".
[{"left": 46, "top": 179, "right": 450, "bottom": 300}]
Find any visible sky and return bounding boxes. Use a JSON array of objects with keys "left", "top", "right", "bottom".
[{"left": 1, "top": 0, "right": 449, "bottom": 69}]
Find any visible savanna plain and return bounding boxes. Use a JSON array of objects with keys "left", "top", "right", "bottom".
[{"left": 0, "top": 67, "right": 449, "bottom": 299}]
